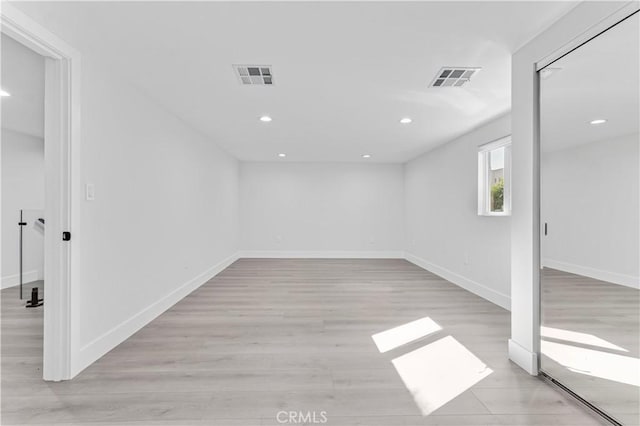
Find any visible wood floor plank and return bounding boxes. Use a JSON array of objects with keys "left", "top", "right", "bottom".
[
  {"left": 1, "top": 259, "right": 606, "bottom": 425},
  {"left": 541, "top": 268, "right": 640, "bottom": 425}
]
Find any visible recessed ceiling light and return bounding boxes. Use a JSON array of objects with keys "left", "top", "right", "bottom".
[
  {"left": 362, "top": 154, "right": 371, "bottom": 159},
  {"left": 590, "top": 119, "right": 607, "bottom": 125},
  {"left": 260, "top": 116, "right": 272, "bottom": 122},
  {"left": 278, "top": 153, "right": 286, "bottom": 158},
  {"left": 400, "top": 118, "right": 412, "bottom": 124},
  {"left": 1, "top": 90, "right": 11, "bottom": 97}
]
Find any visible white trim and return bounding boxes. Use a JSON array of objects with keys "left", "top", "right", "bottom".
[
  {"left": 1, "top": 270, "right": 40, "bottom": 289},
  {"left": 508, "top": 339, "right": 538, "bottom": 375},
  {"left": 239, "top": 250, "right": 405, "bottom": 259},
  {"left": 481, "top": 212, "right": 510, "bottom": 217},
  {"left": 404, "top": 252, "right": 511, "bottom": 311},
  {"left": 1, "top": 3, "right": 81, "bottom": 382},
  {"left": 536, "top": 2, "right": 640, "bottom": 71},
  {"left": 75, "top": 252, "right": 240, "bottom": 377},
  {"left": 478, "top": 135, "right": 511, "bottom": 152},
  {"left": 542, "top": 259, "right": 639, "bottom": 290}
]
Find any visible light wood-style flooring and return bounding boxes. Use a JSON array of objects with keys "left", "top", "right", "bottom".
[
  {"left": 541, "top": 268, "right": 640, "bottom": 426},
  {"left": 2, "top": 259, "right": 607, "bottom": 425}
]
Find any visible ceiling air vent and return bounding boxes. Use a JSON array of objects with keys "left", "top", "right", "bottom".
[
  {"left": 430, "top": 67, "right": 480, "bottom": 88},
  {"left": 234, "top": 65, "right": 274, "bottom": 85}
]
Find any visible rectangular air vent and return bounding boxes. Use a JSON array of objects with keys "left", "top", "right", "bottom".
[
  {"left": 234, "top": 65, "right": 274, "bottom": 85},
  {"left": 430, "top": 67, "right": 480, "bottom": 88}
]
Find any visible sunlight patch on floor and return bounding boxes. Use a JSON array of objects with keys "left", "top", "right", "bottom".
[
  {"left": 371, "top": 317, "right": 442, "bottom": 353},
  {"left": 541, "top": 326, "right": 628, "bottom": 352},
  {"left": 391, "top": 335, "right": 493, "bottom": 415},
  {"left": 542, "top": 340, "right": 640, "bottom": 387}
]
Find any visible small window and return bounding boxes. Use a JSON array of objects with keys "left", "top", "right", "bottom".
[{"left": 478, "top": 136, "right": 511, "bottom": 216}]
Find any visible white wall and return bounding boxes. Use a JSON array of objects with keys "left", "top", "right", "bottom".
[
  {"left": 2, "top": 4, "right": 241, "bottom": 378},
  {"left": 541, "top": 133, "right": 639, "bottom": 288},
  {"left": 240, "top": 162, "right": 404, "bottom": 257},
  {"left": 510, "top": 1, "right": 636, "bottom": 374},
  {"left": 71, "top": 62, "right": 240, "bottom": 374},
  {"left": 404, "top": 114, "right": 511, "bottom": 310},
  {"left": 1, "top": 129, "right": 45, "bottom": 288}
]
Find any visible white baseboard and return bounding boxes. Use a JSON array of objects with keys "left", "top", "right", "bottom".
[
  {"left": 542, "top": 258, "right": 639, "bottom": 289},
  {"left": 509, "top": 339, "right": 538, "bottom": 375},
  {"left": 404, "top": 252, "right": 511, "bottom": 311},
  {"left": 73, "top": 252, "right": 240, "bottom": 378},
  {"left": 1, "top": 270, "right": 40, "bottom": 289},
  {"left": 239, "top": 250, "right": 405, "bottom": 259}
]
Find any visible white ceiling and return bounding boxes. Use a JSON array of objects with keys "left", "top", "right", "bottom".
[
  {"left": 1, "top": 33, "right": 45, "bottom": 138},
  {"left": 540, "top": 12, "right": 639, "bottom": 153},
  {"left": 11, "top": 1, "right": 579, "bottom": 162}
]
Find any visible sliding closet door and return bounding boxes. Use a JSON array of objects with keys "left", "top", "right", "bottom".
[{"left": 539, "top": 12, "right": 639, "bottom": 426}]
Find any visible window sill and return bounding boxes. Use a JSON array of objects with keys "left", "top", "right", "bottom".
[{"left": 479, "top": 212, "right": 511, "bottom": 217}]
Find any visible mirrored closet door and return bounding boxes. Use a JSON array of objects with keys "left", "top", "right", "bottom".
[{"left": 539, "top": 11, "right": 639, "bottom": 426}]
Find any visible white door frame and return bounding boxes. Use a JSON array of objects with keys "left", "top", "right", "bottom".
[
  {"left": 1, "top": 3, "right": 80, "bottom": 381},
  {"left": 535, "top": 3, "right": 640, "bottom": 72}
]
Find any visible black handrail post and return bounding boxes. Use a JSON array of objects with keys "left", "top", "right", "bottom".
[
  {"left": 18, "top": 210, "right": 28, "bottom": 300},
  {"left": 19, "top": 210, "right": 24, "bottom": 300}
]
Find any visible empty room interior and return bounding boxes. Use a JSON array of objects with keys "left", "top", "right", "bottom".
[{"left": 1, "top": 1, "right": 639, "bottom": 425}]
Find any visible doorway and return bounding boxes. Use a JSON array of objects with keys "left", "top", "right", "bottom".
[
  {"left": 1, "top": 33, "right": 45, "bottom": 303},
  {"left": 1, "top": 34, "right": 47, "bottom": 384},
  {"left": 1, "top": 4, "right": 79, "bottom": 381}
]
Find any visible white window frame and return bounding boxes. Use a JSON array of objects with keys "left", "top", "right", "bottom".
[{"left": 478, "top": 136, "right": 512, "bottom": 216}]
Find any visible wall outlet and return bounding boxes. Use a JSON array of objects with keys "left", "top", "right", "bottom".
[{"left": 85, "top": 183, "right": 95, "bottom": 201}]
